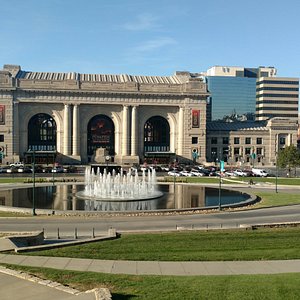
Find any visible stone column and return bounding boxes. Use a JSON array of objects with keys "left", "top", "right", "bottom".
[
  {"left": 63, "top": 104, "right": 71, "bottom": 155},
  {"left": 13, "top": 101, "right": 20, "bottom": 155},
  {"left": 122, "top": 105, "right": 129, "bottom": 156},
  {"left": 177, "top": 107, "right": 184, "bottom": 155},
  {"left": 131, "top": 106, "right": 138, "bottom": 156},
  {"left": 72, "top": 104, "right": 80, "bottom": 156}
]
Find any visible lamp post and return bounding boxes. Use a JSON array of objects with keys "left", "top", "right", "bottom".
[
  {"left": 216, "top": 158, "right": 222, "bottom": 211},
  {"left": 31, "top": 150, "right": 36, "bottom": 216},
  {"left": 173, "top": 158, "right": 177, "bottom": 203},
  {"left": 275, "top": 152, "right": 278, "bottom": 193},
  {"left": 52, "top": 154, "right": 55, "bottom": 186}
]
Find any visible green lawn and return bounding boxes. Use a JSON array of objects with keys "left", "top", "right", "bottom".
[
  {"left": 164, "top": 175, "right": 300, "bottom": 185},
  {"left": 254, "top": 191, "right": 300, "bottom": 207},
  {"left": 3, "top": 264, "right": 300, "bottom": 300},
  {"left": 0, "top": 211, "right": 29, "bottom": 217},
  {"left": 24, "top": 228, "right": 300, "bottom": 261},
  {"left": 0, "top": 177, "right": 28, "bottom": 183}
]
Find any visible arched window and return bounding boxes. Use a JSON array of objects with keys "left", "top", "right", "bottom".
[
  {"left": 144, "top": 116, "right": 170, "bottom": 152},
  {"left": 28, "top": 114, "right": 56, "bottom": 151},
  {"left": 87, "top": 115, "right": 115, "bottom": 156}
]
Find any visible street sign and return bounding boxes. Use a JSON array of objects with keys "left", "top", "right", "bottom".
[{"left": 220, "top": 160, "right": 225, "bottom": 172}]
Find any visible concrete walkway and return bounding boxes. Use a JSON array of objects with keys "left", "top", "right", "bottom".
[
  {"left": 1, "top": 254, "right": 300, "bottom": 276},
  {"left": 1, "top": 254, "right": 300, "bottom": 300}
]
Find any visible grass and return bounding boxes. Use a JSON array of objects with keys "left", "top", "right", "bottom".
[
  {"left": 0, "top": 211, "right": 29, "bottom": 217},
  {"left": 0, "top": 177, "right": 28, "bottom": 183},
  {"left": 164, "top": 175, "right": 300, "bottom": 185},
  {"left": 2, "top": 264, "right": 300, "bottom": 299},
  {"left": 24, "top": 228, "right": 300, "bottom": 261},
  {"left": 254, "top": 191, "right": 300, "bottom": 207}
]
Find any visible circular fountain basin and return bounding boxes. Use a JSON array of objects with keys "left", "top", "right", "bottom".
[{"left": 0, "top": 184, "right": 256, "bottom": 213}]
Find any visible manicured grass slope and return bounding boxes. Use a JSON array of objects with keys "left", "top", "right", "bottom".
[
  {"left": 4, "top": 265, "right": 300, "bottom": 300},
  {"left": 30, "top": 228, "right": 300, "bottom": 261}
]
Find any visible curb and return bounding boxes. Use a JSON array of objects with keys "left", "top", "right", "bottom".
[{"left": 0, "top": 265, "right": 112, "bottom": 299}]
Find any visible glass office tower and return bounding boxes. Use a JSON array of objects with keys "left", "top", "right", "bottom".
[
  {"left": 206, "top": 76, "right": 257, "bottom": 122},
  {"left": 205, "top": 66, "right": 277, "bottom": 122}
]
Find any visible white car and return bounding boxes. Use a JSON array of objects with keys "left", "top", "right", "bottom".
[
  {"left": 224, "top": 170, "right": 236, "bottom": 177},
  {"left": 179, "top": 170, "right": 193, "bottom": 177},
  {"left": 190, "top": 170, "right": 204, "bottom": 177},
  {"left": 10, "top": 162, "right": 24, "bottom": 167},
  {"left": 167, "top": 171, "right": 180, "bottom": 177},
  {"left": 252, "top": 168, "right": 268, "bottom": 177},
  {"left": 234, "top": 169, "right": 248, "bottom": 177}
]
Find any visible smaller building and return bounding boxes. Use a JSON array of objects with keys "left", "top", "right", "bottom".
[{"left": 206, "top": 118, "right": 298, "bottom": 168}]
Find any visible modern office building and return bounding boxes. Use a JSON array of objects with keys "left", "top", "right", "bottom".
[
  {"left": 205, "top": 66, "right": 276, "bottom": 122},
  {"left": 256, "top": 77, "right": 299, "bottom": 121}
]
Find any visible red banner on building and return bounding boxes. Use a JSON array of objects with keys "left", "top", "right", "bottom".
[
  {"left": 192, "top": 110, "right": 200, "bottom": 128},
  {"left": 0, "top": 105, "right": 5, "bottom": 125}
]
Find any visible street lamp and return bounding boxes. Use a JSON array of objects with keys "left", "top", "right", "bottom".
[
  {"left": 275, "top": 153, "right": 278, "bottom": 193},
  {"left": 173, "top": 158, "right": 176, "bottom": 203},
  {"left": 216, "top": 158, "right": 222, "bottom": 211},
  {"left": 29, "top": 150, "right": 37, "bottom": 216}
]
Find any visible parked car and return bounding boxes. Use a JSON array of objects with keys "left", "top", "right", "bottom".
[
  {"left": 252, "top": 168, "right": 269, "bottom": 177},
  {"left": 6, "top": 167, "right": 18, "bottom": 173},
  {"left": 17, "top": 166, "right": 32, "bottom": 173},
  {"left": 179, "top": 170, "right": 193, "bottom": 177},
  {"left": 9, "top": 162, "right": 24, "bottom": 167},
  {"left": 190, "top": 170, "right": 204, "bottom": 177},
  {"left": 224, "top": 170, "right": 236, "bottom": 177},
  {"left": 51, "top": 166, "right": 65, "bottom": 173},
  {"left": 199, "top": 168, "right": 211, "bottom": 176},
  {"left": 167, "top": 170, "right": 180, "bottom": 177},
  {"left": 233, "top": 169, "right": 248, "bottom": 177}
]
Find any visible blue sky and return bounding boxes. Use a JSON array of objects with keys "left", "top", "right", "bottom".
[{"left": 0, "top": 0, "right": 299, "bottom": 77}]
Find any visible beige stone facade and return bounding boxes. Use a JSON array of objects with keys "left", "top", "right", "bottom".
[
  {"left": 206, "top": 118, "right": 298, "bottom": 167},
  {"left": 0, "top": 65, "right": 208, "bottom": 165},
  {"left": 0, "top": 65, "right": 298, "bottom": 167}
]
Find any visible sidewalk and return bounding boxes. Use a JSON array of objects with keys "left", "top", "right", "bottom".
[
  {"left": 1, "top": 254, "right": 299, "bottom": 300},
  {"left": 1, "top": 254, "right": 300, "bottom": 276}
]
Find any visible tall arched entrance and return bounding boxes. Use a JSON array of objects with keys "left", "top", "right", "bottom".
[
  {"left": 26, "top": 113, "right": 57, "bottom": 164},
  {"left": 144, "top": 116, "right": 172, "bottom": 163},
  {"left": 87, "top": 115, "right": 115, "bottom": 158}
]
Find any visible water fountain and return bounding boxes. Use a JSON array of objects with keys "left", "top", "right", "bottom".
[{"left": 76, "top": 167, "right": 164, "bottom": 201}]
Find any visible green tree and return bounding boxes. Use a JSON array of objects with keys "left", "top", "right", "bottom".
[{"left": 277, "top": 145, "right": 300, "bottom": 177}]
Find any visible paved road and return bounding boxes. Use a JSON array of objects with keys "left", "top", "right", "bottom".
[
  {"left": 0, "top": 204, "right": 300, "bottom": 238},
  {"left": 0, "top": 182, "right": 300, "bottom": 238}
]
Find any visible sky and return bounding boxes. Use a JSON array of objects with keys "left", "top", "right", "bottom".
[{"left": 0, "top": 0, "right": 299, "bottom": 77}]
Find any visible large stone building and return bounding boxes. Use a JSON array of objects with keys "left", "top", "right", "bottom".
[
  {"left": 0, "top": 65, "right": 208, "bottom": 165},
  {"left": 0, "top": 64, "right": 298, "bottom": 168}
]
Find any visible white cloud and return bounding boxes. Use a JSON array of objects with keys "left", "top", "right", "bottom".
[
  {"left": 123, "top": 13, "right": 159, "bottom": 31},
  {"left": 133, "top": 37, "right": 177, "bottom": 52}
]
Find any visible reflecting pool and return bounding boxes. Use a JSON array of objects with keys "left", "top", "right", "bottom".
[{"left": 0, "top": 184, "right": 252, "bottom": 212}]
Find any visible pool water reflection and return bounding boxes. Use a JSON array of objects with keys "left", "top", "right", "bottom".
[{"left": 0, "top": 184, "right": 251, "bottom": 212}]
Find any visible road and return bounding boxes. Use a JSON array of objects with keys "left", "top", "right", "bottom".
[{"left": 1, "top": 204, "right": 300, "bottom": 238}]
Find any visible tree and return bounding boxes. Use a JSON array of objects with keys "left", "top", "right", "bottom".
[{"left": 277, "top": 145, "right": 300, "bottom": 177}]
